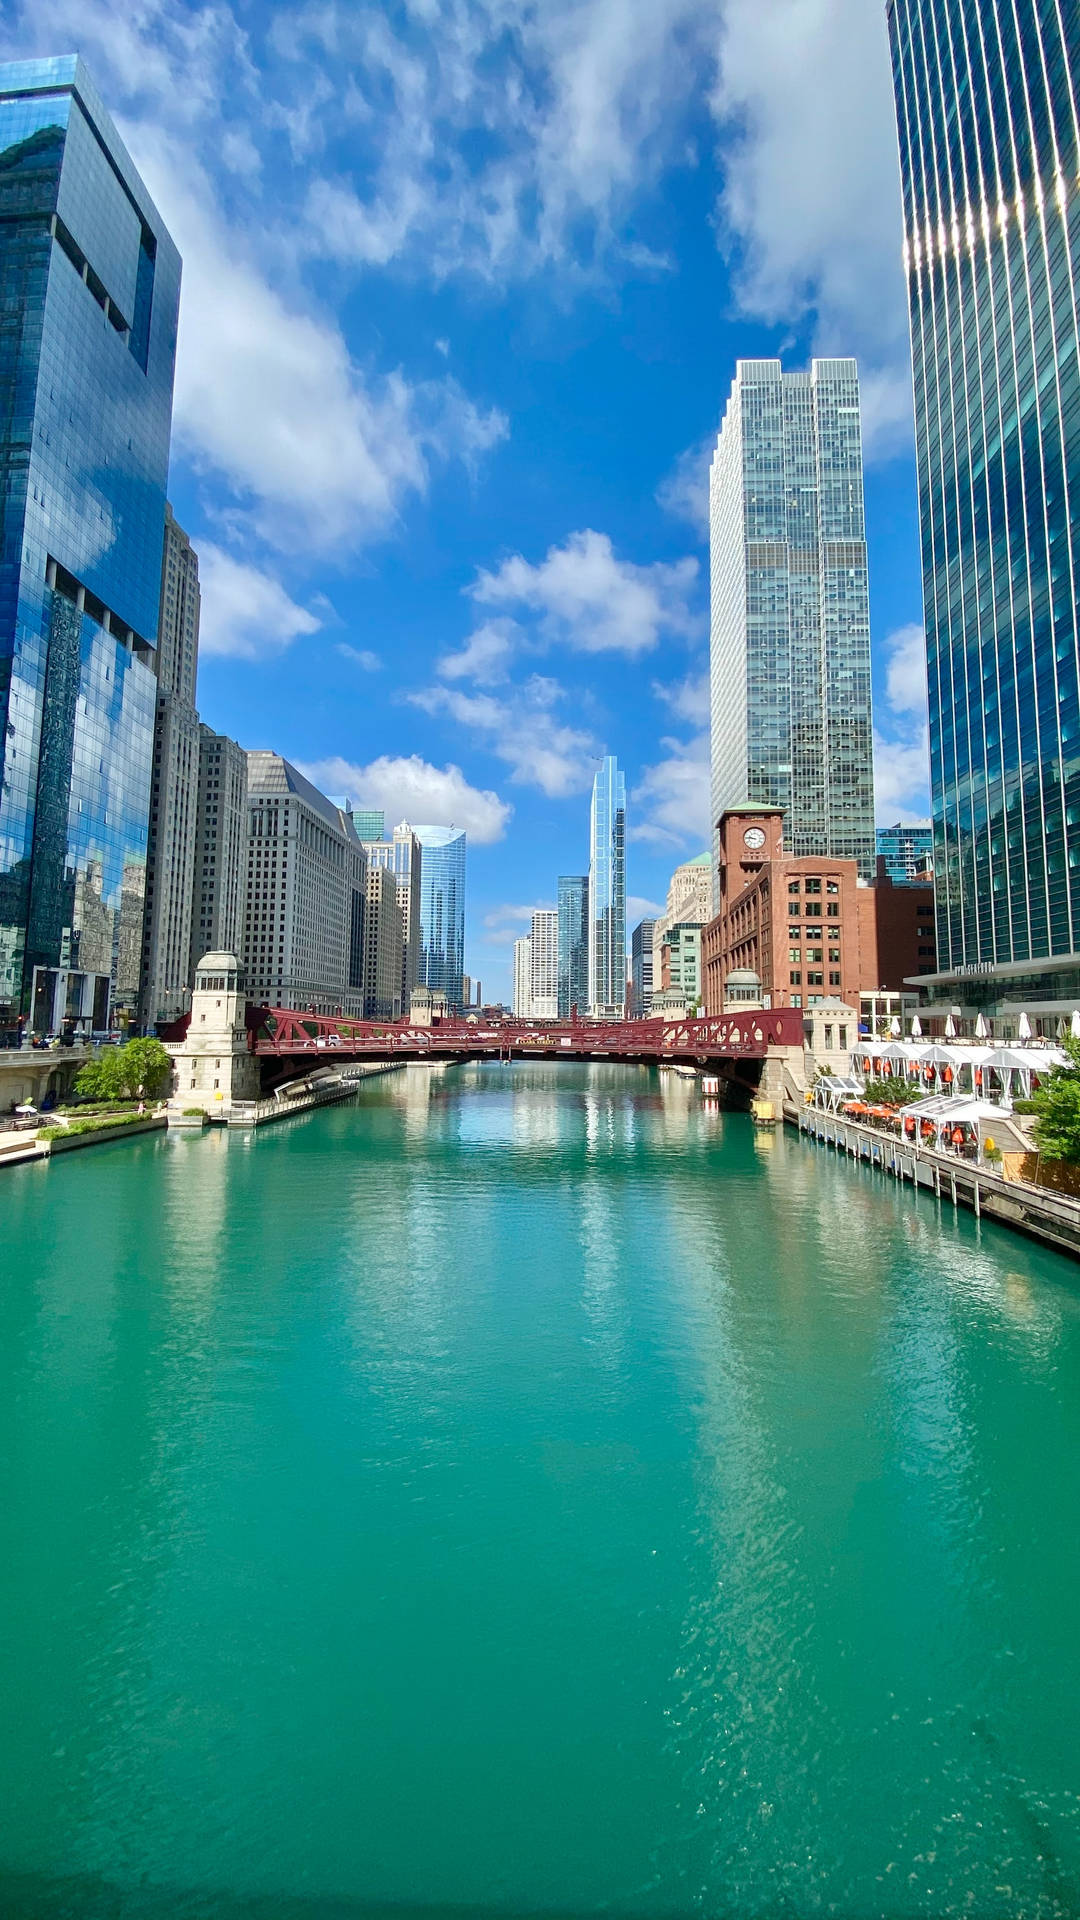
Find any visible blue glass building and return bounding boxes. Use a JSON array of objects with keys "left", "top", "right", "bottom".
[
  {"left": 0, "top": 57, "right": 180, "bottom": 1034},
  {"left": 876, "top": 820, "right": 933, "bottom": 885},
  {"left": 414, "top": 825, "right": 466, "bottom": 1011},
  {"left": 889, "top": 2, "right": 1080, "bottom": 996},
  {"left": 557, "top": 874, "right": 589, "bottom": 1018},
  {"left": 588, "top": 756, "right": 626, "bottom": 1017}
]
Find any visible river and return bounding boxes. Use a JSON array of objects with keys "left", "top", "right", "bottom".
[{"left": 1, "top": 1061, "right": 1079, "bottom": 1919}]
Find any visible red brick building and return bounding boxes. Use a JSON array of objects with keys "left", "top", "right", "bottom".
[{"left": 702, "top": 806, "right": 935, "bottom": 1015}]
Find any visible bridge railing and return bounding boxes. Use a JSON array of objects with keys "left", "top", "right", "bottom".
[{"left": 252, "top": 1006, "right": 805, "bottom": 1061}]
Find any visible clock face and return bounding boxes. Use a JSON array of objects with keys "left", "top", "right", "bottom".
[{"left": 743, "top": 826, "right": 766, "bottom": 850}]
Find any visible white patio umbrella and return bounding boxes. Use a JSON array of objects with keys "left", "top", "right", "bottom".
[
  {"left": 1018, "top": 1011, "right": 1033, "bottom": 1041},
  {"left": 910, "top": 1014, "right": 923, "bottom": 1039},
  {"left": 1071, "top": 1009, "right": 1080, "bottom": 1040},
  {"left": 890, "top": 1015, "right": 901, "bottom": 1038},
  {"left": 1057, "top": 1017, "right": 1066, "bottom": 1039},
  {"left": 975, "top": 1012, "right": 991, "bottom": 1039},
  {"left": 14, "top": 1102, "right": 36, "bottom": 1114},
  {"left": 945, "top": 1013, "right": 958, "bottom": 1038}
]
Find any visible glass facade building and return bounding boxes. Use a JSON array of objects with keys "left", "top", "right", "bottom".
[
  {"left": 888, "top": 2, "right": 1080, "bottom": 980},
  {"left": 587, "top": 757, "right": 626, "bottom": 1017},
  {"left": 630, "top": 916, "right": 655, "bottom": 1018},
  {"left": 557, "top": 874, "right": 589, "bottom": 1018},
  {"left": 876, "top": 820, "right": 933, "bottom": 884},
  {"left": 709, "top": 359, "right": 876, "bottom": 902},
  {"left": 414, "top": 825, "right": 466, "bottom": 1011},
  {"left": 0, "top": 57, "right": 180, "bottom": 1034}
]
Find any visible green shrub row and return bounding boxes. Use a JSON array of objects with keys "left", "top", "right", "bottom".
[{"left": 38, "top": 1111, "right": 154, "bottom": 1142}]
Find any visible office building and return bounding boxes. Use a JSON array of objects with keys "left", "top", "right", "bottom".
[
  {"left": 363, "top": 864, "right": 403, "bottom": 1020},
  {"left": 709, "top": 358, "right": 876, "bottom": 897},
  {"left": 653, "top": 924, "right": 702, "bottom": 1017},
  {"left": 472, "top": 980, "right": 482, "bottom": 1007},
  {"left": 189, "top": 728, "right": 248, "bottom": 978},
  {"left": 888, "top": 1, "right": 1080, "bottom": 1017},
  {"left": 349, "top": 807, "right": 385, "bottom": 842},
  {"left": 513, "top": 935, "right": 532, "bottom": 1017},
  {"left": 876, "top": 821, "right": 932, "bottom": 885},
  {"left": 529, "top": 909, "right": 559, "bottom": 1019},
  {"left": 243, "top": 753, "right": 367, "bottom": 1016},
  {"left": 365, "top": 821, "right": 422, "bottom": 1014},
  {"left": 588, "top": 756, "right": 626, "bottom": 1017},
  {"left": 557, "top": 875, "right": 589, "bottom": 1018},
  {"left": 0, "top": 57, "right": 181, "bottom": 1035},
  {"left": 462, "top": 974, "right": 472, "bottom": 1007},
  {"left": 702, "top": 805, "right": 936, "bottom": 1016},
  {"left": 414, "top": 826, "right": 466, "bottom": 1011},
  {"left": 138, "top": 507, "right": 201, "bottom": 1028},
  {"left": 630, "top": 917, "right": 656, "bottom": 1018},
  {"left": 651, "top": 853, "right": 711, "bottom": 993}
]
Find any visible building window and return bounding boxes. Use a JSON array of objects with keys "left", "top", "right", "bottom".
[
  {"left": 805, "top": 878, "right": 821, "bottom": 894},
  {"left": 808, "top": 971, "right": 824, "bottom": 986},
  {"left": 790, "top": 971, "right": 802, "bottom": 985},
  {"left": 788, "top": 881, "right": 800, "bottom": 894},
  {"left": 829, "top": 971, "right": 841, "bottom": 987},
  {"left": 788, "top": 948, "right": 801, "bottom": 962},
  {"left": 826, "top": 904, "right": 839, "bottom": 918},
  {"left": 791, "top": 994, "right": 802, "bottom": 1007},
  {"left": 829, "top": 948, "right": 841, "bottom": 962},
  {"left": 826, "top": 881, "right": 839, "bottom": 896},
  {"left": 805, "top": 903, "right": 822, "bottom": 917}
]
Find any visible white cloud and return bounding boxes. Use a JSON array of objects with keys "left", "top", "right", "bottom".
[
  {"left": 336, "top": 644, "right": 381, "bottom": 671},
  {"left": 632, "top": 731, "right": 711, "bottom": 847},
  {"left": 298, "top": 754, "right": 512, "bottom": 843},
  {"left": 627, "top": 894, "right": 664, "bottom": 923},
  {"left": 711, "top": 0, "right": 912, "bottom": 462},
  {"left": 410, "top": 676, "right": 599, "bottom": 798},
  {"left": 482, "top": 903, "right": 555, "bottom": 945},
  {"left": 471, "top": 529, "right": 699, "bottom": 656},
  {"left": 198, "top": 546, "right": 321, "bottom": 659},
  {"left": 653, "top": 667, "right": 710, "bottom": 727},
  {"left": 656, "top": 434, "right": 715, "bottom": 537},
  {"left": 437, "top": 619, "right": 518, "bottom": 684},
  {"left": 874, "top": 622, "right": 930, "bottom": 823}
]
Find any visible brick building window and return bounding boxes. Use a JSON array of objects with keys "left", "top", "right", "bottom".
[
  {"left": 790, "top": 971, "right": 802, "bottom": 985},
  {"left": 808, "top": 970, "right": 823, "bottom": 986},
  {"left": 829, "top": 971, "right": 841, "bottom": 986}
]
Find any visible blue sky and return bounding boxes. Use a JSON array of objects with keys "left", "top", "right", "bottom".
[{"left": 7, "top": 0, "right": 931, "bottom": 1002}]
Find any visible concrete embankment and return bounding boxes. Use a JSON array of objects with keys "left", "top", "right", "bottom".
[
  {"left": 789, "top": 1101, "right": 1080, "bottom": 1261},
  {"left": 217, "top": 1060, "right": 408, "bottom": 1129}
]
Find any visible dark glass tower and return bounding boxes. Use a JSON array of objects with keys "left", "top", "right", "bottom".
[
  {"left": 414, "top": 826, "right": 466, "bottom": 1011},
  {"left": 888, "top": 2, "right": 1080, "bottom": 979},
  {"left": 557, "top": 874, "right": 589, "bottom": 1018},
  {"left": 0, "top": 56, "right": 180, "bottom": 1033}
]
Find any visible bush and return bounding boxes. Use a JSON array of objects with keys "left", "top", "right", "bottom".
[
  {"left": 39, "top": 1111, "right": 151, "bottom": 1142},
  {"left": 74, "top": 1037, "right": 171, "bottom": 1104},
  {"left": 863, "top": 1076, "right": 911, "bottom": 1107},
  {"left": 181, "top": 1107, "right": 206, "bottom": 1118},
  {"left": 1010, "top": 1098, "right": 1038, "bottom": 1115}
]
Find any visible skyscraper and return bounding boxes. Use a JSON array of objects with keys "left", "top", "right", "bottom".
[
  {"left": 414, "top": 826, "right": 466, "bottom": 1012},
  {"left": 243, "top": 753, "right": 367, "bottom": 1016},
  {"left": 513, "top": 935, "right": 532, "bottom": 1017},
  {"left": 139, "top": 507, "right": 201, "bottom": 1028},
  {"left": 630, "top": 917, "right": 656, "bottom": 1018},
  {"left": 365, "top": 821, "right": 422, "bottom": 1015},
  {"left": 557, "top": 875, "right": 589, "bottom": 1018},
  {"left": 0, "top": 57, "right": 180, "bottom": 1034},
  {"left": 588, "top": 756, "right": 626, "bottom": 1018},
  {"left": 888, "top": 1, "right": 1080, "bottom": 997},
  {"left": 876, "top": 821, "right": 933, "bottom": 885},
  {"left": 348, "top": 807, "right": 385, "bottom": 842},
  {"left": 529, "top": 908, "right": 559, "bottom": 1019},
  {"left": 709, "top": 359, "right": 876, "bottom": 900},
  {"left": 189, "top": 727, "right": 248, "bottom": 976}
]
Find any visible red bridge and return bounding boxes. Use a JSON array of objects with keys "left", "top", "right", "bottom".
[{"left": 253, "top": 1006, "right": 804, "bottom": 1064}]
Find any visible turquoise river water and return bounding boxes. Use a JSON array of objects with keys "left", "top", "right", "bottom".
[{"left": 1, "top": 1062, "right": 1079, "bottom": 1920}]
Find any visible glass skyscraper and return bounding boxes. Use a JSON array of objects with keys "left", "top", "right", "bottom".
[
  {"left": 709, "top": 359, "right": 876, "bottom": 900},
  {"left": 0, "top": 57, "right": 180, "bottom": 1035},
  {"left": 876, "top": 820, "right": 933, "bottom": 885},
  {"left": 557, "top": 873, "right": 589, "bottom": 1018},
  {"left": 587, "top": 757, "right": 626, "bottom": 1017},
  {"left": 414, "top": 825, "right": 466, "bottom": 1011},
  {"left": 888, "top": 1, "right": 1080, "bottom": 983}
]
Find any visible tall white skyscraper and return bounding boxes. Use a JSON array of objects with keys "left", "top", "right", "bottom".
[
  {"left": 529, "top": 909, "right": 558, "bottom": 1019},
  {"left": 588, "top": 755, "right": 626, "bottom": 1018},
  {"left": 513, "top": 935, "right": 533, "bottom": 1017},
  {"left": 709, "top": 359, "right": 875, "bottom": 901}
]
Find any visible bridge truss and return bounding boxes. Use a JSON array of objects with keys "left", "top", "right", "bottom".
[{"left": 253, "top": 1006, "right": 804, "bottom": 1064}]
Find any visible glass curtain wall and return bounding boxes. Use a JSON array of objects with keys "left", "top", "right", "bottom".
[
  {"left": 415, "top": 826, "right": 466, "bottom": 1011},
  {"left": 557, "top": 874, "right": 589, "bottom": 1018},
  {"left": 588, "top": 757, "right": 626, "bottom": 1017},
  {"left": 888, "top": 0, "right": 1080, "bottom": 971}
]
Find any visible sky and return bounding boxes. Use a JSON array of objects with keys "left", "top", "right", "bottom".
[{"left": 5, "top": 0, "right": 932, "bottom": 1002}]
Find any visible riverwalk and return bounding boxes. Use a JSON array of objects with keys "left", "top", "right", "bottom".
[{"left": 790, "top": 1098, "right": 1080, "bottom": 1259}]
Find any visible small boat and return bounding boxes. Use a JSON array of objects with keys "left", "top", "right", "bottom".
[{"left": 701, "top": 1075, "right": 720, "bottom": 1096}]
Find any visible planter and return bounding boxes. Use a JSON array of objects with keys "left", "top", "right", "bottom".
[{"left": 45, "top": 1115, "right": 168, "bottom": 1154}]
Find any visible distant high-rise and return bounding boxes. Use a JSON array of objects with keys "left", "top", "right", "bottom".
[
  {"left": 557, "top": 875, "right": 589, "bottom": 1018},
  {"left": 630, "top": 918, "right": 656, "bottom": 1018},
  {"left": 414, "top": 826, "right": 466, "bottom": 1012},
  {"left": 529, "top": 909, "right": 559, "bottom": 1019},
  {"left": 588, "top": 757, "right": 626, "bottom": 1018},
  {"left": 139, "top": 507, "right": 201, "bottom": 1028},
  {"left": 349, "top": 807, "right": 385, "bottom": 843},
  {"left": 365, "top": 821, "right": 422, "bottom": 1014},
  {"left": 709, "top": 359, "right": 875, "bottom": 898},
  {"left": 363, "top": 865, "right": 403, "bottom": 1020},
  {"left": 888, "top": 1, "right": 1080, "bottom": 996},
  {"left": 876, "top": 821, "right": 932, "bottom": 886},
  {"left": 513, "top": 935, "right": 532, "bottom": 1017},
  {"left": 0, "top": 57, "right": 181, "bottom": 1034},
  {"left": 243, "top": 754, "right": 366, "bottom": 1016},
  {"left": 189, "top": 728, "right": 248, "bottom": 976}
]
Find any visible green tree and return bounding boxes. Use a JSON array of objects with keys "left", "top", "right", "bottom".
[
  {"left": 1030, "top": 1034, "right": 1080, "bottom": 1163},
  {"left": 73, "top": 1037, "right": 171, "bottom": 1105},
  {"left": 863, "top": 1076, "right": 912, "bottom": 1107}
]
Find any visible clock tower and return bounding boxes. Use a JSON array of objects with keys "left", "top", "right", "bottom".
[{"left": 717, "top": 806, "right": 784, "bottom": 912}]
